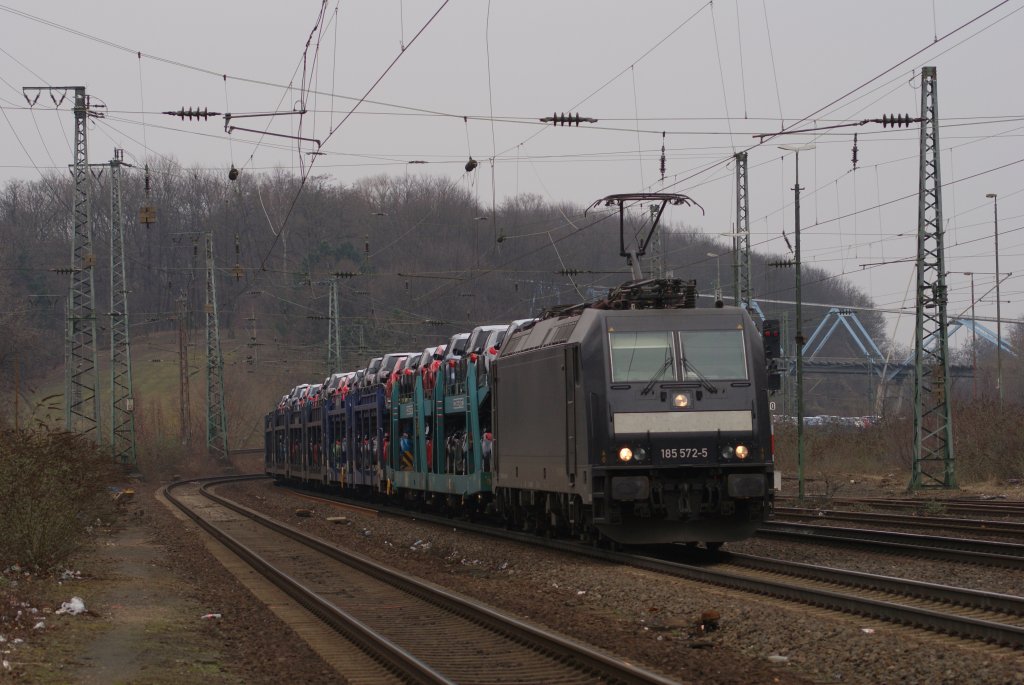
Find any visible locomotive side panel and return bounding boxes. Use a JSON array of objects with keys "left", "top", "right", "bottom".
[{"left": 493, "top": 345, "right": 573, "bottom": 492}]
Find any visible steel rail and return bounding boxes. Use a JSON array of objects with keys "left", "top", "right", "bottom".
[
  {"left": 166, "top": 476, "right": 450, "bottom": 684},
  {"left": 758, "top": 521, "right": 1024, "bottom": 567},
  {"left": 178, "top": 475, "right": 679, "bottom": 685},
  {"left": 776, "top": 496, "right": 1024, "bottom": 517},
  {"left": 773, "top": 507, "right": 1024, "bottom": 535},
  {"left": 726, "top": 552, "right": 1024, "bottom": 617},
  {"left": 262, "top": 482, "right": 1024, "bottom": 648},
  {"left": 611, "top": 551, "right": 1024, "bottom": 648}
]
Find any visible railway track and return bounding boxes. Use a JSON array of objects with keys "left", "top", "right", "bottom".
[
  {"left": 610, "top": 549, "right": 1024, "bottom": 648},
  {"left": 165, "top": 476, "right": 678, "bottom": 685},
  {"left": 757, "top": 521, "right": 1024, "bottom": 568},
  {"left": 255, "top": 481, "right": 1024, "bottom": 649},
  {"left": 773, "top": 507, "right": 1024, "bottom": 537},
  {"left": 776, "top": 495, "right": 1024, "bottom": 519}
]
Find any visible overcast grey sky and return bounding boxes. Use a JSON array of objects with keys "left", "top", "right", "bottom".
[{"left": 1, "top": 1, "right": 1022, "bottom": 349}]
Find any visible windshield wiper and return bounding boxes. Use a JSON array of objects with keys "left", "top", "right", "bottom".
[
  {"left": 641, "top": 354, "right": 674, "bottom": 396},
  {"left": 683, "top": 356, "right": 719, "bottom": 394}
]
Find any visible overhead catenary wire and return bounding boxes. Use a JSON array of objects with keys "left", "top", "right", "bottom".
[
  {"left": 760, "top": 0, "right": 784, "bottom": 126},
  {"left": 495, "top": 1, "right": 712, "bottom": 159},
  {"left": 2, "top": 3, "right": 1022, "bottom": 342},
  {"left": 249, "top": 0, "right": 452, "bottom": 285},
  {"left": 734, "top": 0, "right": 748, "bottom": 120},
  {"left": 0, "top": 1, "right": 1015, "bottom": 163},
  {"left": 630, "top": 66, "right": 645, "bottom": 190},
  {"left": 485, "top": 0, "right": 498, "bottom": 243},
  {"left": 644, "top": 1, "right": 1020, "bottom": 207},
  {"left": 709, "top": 0, "right": 736, "bottom": 153}
]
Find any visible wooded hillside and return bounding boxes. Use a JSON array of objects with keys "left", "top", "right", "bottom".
[{"left": 0, "top": 163, "right": 886, "bottom": 423}]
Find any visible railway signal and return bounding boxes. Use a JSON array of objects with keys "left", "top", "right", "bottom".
[
  {"left": 763, "top": 319, "right": 782, "bottom": 393},
  {"left": 762, "top": 319, "right": 782, "bottom": 359}
]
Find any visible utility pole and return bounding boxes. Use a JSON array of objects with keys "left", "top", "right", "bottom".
[
  {"left": 205, "top": 233, "right": 228, "bottom": 460},
  {"left": 13, "top": 355, "right": 19, "bottom": 431},
  {"left": 26, "top": 86, "right": 101, "bottom": 436},
  {"left": 177, "top": 294, "right": 192, "bottom": 446},
  {"left": 780, "top": 311, "right": 791, "bottom": 416},
  {"left": 328, "top": 278, "right": 342, "bottom": 373},
  {"left": 964, "top": 272, "right": 977, "bottom": 400},
  {"left": 246, "top": 308, "right": 259, "bottom": 368},
  {"left": 707, "top": 252, "right": 724, "bottom": 304},
  {"left": 108, "top": 149, "right": 137, "bottom": 464},
  {"left": 911, "top": 66, "right": 955, "bottom": 490},
  {"left": 734, "top": 151, "right": 752, "bottom": 309},
  {"left": 779, "top": 143, "right": 814, "bottom": 501},
  {"left": 985, "top": 193, "right": 1003, "bottom": 407}
]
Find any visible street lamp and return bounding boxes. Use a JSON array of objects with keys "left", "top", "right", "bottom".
[
  {"left": 719, "top": 231, "right": 747, "bottom": 306},
  {"left": 962, "top": 272, "right": 977, "bottom": 400},
  {"left": 706, "top": 252, "right": 723, "bottom": 305},
  {"left": 985, "top": 193, "right": 1002, "bottom": 406},
  {"left": 779, "top": 143, "right": 814, "bottom": 501}
]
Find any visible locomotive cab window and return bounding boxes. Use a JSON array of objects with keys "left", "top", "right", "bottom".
[
  {"left": 679, "top": 330, "right": 748, "bottom": 380},
  {"left": 609, "top": 331, "right": 677, "bottom": 383}
]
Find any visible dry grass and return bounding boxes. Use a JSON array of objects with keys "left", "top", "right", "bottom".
[
  {"left": 773, "top": 401, "right": 1024, "bottom": 493},
  {"left": 19, "top": 331, "right": 313, "bottom": 479}
]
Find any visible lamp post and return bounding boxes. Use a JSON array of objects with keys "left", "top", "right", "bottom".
[
  {"left": 779, "top": 143, "right": 814, "bottom": 501},
  {"left": 719, "top": 231, "right": 747, "bottom": 306},
  {"left": 985, "top": 193, "right": 1002, "bottom": 406},
  {"left": 706, "top": 252, "right": 722, "bottom": 304},
  {"left": 963, "top": 272, "right": 977, "bottom": 400}
]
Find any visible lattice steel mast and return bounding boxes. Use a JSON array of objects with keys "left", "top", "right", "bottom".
[
  {"left": 734, "top": 151, "right": 753, "bottom": 309},
  {"left": 108, "top": 150, "right": 137, "bottom": 463},
  {"left": 911, "top": 66, "right": 955, "bottom": 490},
  {"left": 177, "top": 294, "right": 192, "bottom": 446},
  {"left": 327, "top": 278, "right": 341, "bottom": 373},
  {"left": 205, "top": 233, "right": 228, "bottom": 459},
  {"left": 26, "top": 87, "right": 100, "bottom": 435}
]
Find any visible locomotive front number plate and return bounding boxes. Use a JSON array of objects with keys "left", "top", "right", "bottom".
[{"left": 660, "top": 447, "right": 709, "bottom": 459}]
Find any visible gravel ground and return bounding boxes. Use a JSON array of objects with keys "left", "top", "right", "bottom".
[
  {"left": 8, "top": 473, "right": 1022, "bottom": 684},
  {"left": 1, "top": 485, "right": 341, "bottom": 685},
  {"left": 142, "top": 485, "right": 343, "bottom": 684},
  {"left": 221, "top": 479, "right": 1024, "bottom": 685}
]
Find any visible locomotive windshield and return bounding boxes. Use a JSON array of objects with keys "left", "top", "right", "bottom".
[
  {"left": 679, "top": 330, "right": 748, "bottom": 380},
  {"left": 609, "top": 331, "right": 677, "bottom": 382},
  {"left": 608, "top": 328, "right": 748, "bottom": 383}
]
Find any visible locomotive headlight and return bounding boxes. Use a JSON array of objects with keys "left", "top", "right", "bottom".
[
  {"left": 720, "top": 445, "right": 735, "bottom": 459},
  {"left": 735, "top": 445, "right": 749, "bottom": 460},
  {"left": 634, "top": 447, "right": 647, "bottom": 462},
  {"left": 618, "top": 447, "right": 634, "bottom": 462},
  {"left": 672, "top": 393, "right": 690, "bottom": 408}
]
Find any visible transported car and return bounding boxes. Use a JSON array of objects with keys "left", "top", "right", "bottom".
[{"left": 443, "top": 333, "right": 471, "bottom": 362}]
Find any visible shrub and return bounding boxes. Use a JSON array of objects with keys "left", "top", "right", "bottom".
[
  {"left": 772, "top": 401, "right": 1024, "bottom": 490},
  {"left": 953, "top": 400, "right": 1024, "bottom": 483},
  {"left": 0, "top": 430, "right": 120, "bottom": 570}
]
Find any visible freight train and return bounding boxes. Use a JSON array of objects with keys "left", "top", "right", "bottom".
[{"left": 265, "top": 278, "right": 777, "bottom": 548}]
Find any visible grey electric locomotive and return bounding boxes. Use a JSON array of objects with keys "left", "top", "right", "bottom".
[{"left": 492, "top": 279, "right": 774, "bottom": 546}]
